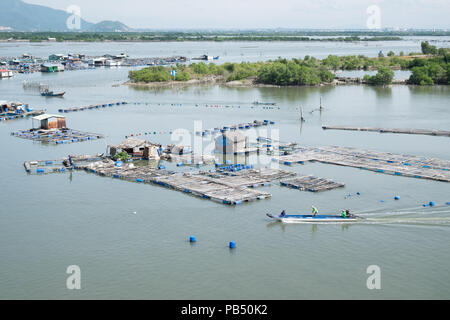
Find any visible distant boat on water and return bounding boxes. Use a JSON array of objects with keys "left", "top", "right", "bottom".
[
  {"left": 41, "top": 90, "right": 65, "bottom": 97},
  {"left": 253, "top": 101, "right": 276, "bottom": 106}
]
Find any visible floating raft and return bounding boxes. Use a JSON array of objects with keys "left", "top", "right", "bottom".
[
  {"left": 0, "top": 110, "right": 45, "bottom": 122},
  {"left": 280, "top": 175, "right": 345, "bottom": 192},
  {"left": 322, "top": 125, "right": 450, "bottom": 137},
  {"left": 196, "top": 119, "right": 276, "bottom": 137},
  {"left": 58, "top": 101, "right": 129, "bottom": 113},
  {"left": 277, "top": 146, "right": 450, "bottom": 182},
  {"left": 12, "top": 128, "right": 104, "bottom": 144},
  {"left": 25, "top": 156, "right": 296, "bottom": 205}
]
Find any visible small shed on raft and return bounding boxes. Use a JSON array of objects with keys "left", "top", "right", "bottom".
[
  {"left": 108, "top": 138, "right": 162, "bottom": 160},
  {"left": 215, "top": 131, "right": 249, "bottom": 154},
  {"left": 32, "top": 114, "right": 67, "bottom": 129}
]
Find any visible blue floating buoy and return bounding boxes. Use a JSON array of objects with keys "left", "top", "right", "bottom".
[
  {"left": 189, "top": 235, "right": 196, "bottom": 243},
  {"left": 394, "top": 196, "right": 400, "bottom": 200},
  {"left": 229, "top": 241, "right": 236, "bottom": 249},
  {"left": 356, "top": 192, "right": 361, "bottom": 195},
  {"left": 429, "top": 201, "right": 435, "bottom": 207},
  {"left": 446, "top": 202, "right": 450, "bottom": 206}
]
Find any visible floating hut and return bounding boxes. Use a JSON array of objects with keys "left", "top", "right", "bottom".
[
  {"left": 41, "top": 63, "right": 64, "bottom": 73},
  {"left": 32, "top": 114, "right": 67, "bottom": 130},
  {"left": 108, "top": 138, "right": 162, "bottom": 160},
  {"left": 215, "top": 131, "right": 249, "bottom": 154}
]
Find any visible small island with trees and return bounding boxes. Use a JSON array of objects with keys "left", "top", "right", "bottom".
[{"left": 128, "top": 41, "right": 450, "bottom": 88}]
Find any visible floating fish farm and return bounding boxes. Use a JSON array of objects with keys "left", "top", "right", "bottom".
[
  {"left": 322, "top": 125, "right": 450, "bottom": 137},
  {"left": 58, "top": 101, "right": 129, "bottom": 113},
  {"left": 277, "top": 145, "right": 450, "bottom": 182},
  {"left": 280, "top": 175, "right": 345, "bottom": 192},
  {"left": 12, "top": 128, "right": 104, "bottom": 144},
  {"left": 24, "top": 156, "right": 296, "bottom": 205}
]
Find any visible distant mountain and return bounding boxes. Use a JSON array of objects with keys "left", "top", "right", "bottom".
[{"left": 0, "top": 0, "right": 131, "bottom": 32}]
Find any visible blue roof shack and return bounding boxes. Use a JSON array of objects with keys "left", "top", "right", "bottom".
[{"left": 41, "top": 63, "right": 64, "bottom": 73}]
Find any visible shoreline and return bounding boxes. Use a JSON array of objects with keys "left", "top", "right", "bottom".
[{"left": 125, "top": 77, "right": 409, "bottom": 89}]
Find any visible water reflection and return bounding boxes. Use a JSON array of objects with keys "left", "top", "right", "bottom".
[{"left": 373, "top": 86, "right": 393, "bottom": 99}]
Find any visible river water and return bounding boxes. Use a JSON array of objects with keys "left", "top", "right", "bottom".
[{"left": 0, "top": 39, "right": 449, "bottom": 299}]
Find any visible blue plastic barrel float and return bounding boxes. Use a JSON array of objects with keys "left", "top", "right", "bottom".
[
  {"left": 229, "top": 241, "right": 236, "bottom": 249},
  {"left": 189, "top": 235, "right": 197, "bottom": 243}
]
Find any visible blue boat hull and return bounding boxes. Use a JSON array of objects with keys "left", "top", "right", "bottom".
[{"left": 267, "top": 213, "right": 359, "bottom": 223}]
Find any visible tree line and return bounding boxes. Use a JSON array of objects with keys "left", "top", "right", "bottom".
[{"left": 129, "top": 42, "right": 450, "bottom": 86}]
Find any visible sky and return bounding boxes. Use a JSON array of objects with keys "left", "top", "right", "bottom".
[{"left": 23, "top": 0, "right": 450, "bottom": 30}]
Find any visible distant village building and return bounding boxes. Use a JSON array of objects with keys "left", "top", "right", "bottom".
[
  {"left": 0, "top": 69, "right": 13, "bottom": 78},
  {"left": 215, "top": 131, "right": 249, "bottom": 154},
  {"left": 41, "top": 63, "right": 64, "bottom": 72},
  {"left": 32, "top": 114, "right": 67, "bottom": 130},
  {"left": 48, "top": 54, "right": 65, "bottom": 61}
]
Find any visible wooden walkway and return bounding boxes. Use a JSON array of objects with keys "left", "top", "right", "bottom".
[
  {"left": 277, "top": 145, "right": 450, "bottom": 182},
  {"left": 322, "top": 125, "right": 450, "bottom": 137}
]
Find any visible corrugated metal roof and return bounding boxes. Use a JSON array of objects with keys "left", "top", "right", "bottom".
[{"left": 32, "top": 114, "right": 66, "bottom": 121}]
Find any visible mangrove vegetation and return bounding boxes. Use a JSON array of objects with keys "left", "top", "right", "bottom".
[{"left": 128, "top": 42, "right": 450, "bottom": 86}]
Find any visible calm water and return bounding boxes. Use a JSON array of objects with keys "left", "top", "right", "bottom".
[{"left": 1, "top": 40, "right": 450, "bottom": 299}]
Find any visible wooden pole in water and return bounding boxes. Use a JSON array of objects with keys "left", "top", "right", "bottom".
[{"left": 300, "top": 106, "right": 305, "bottom": 122}]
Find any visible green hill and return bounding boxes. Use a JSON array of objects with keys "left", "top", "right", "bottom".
[{"left": 0, "top": 0, "right": 130, "bottom": 32}]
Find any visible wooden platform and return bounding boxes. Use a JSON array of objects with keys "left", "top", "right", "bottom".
[
  {"left": 280, "top": 175, "right": 345, "bottom": 192},
  {"left": 24, "top": 156, "right": 297, "bottom": 205},
  {"left": 322, "top": 125, "right": 450, "bottom": 137},
  {"left": 277, "top": 146, "right": 450, "bottom": 182}
]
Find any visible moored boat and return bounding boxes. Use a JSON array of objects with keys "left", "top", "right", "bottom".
[{"left": 266, "top": 213, "right": 360, "bottom": 223}]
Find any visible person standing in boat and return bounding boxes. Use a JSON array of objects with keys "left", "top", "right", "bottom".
[
  {"left": 312, "top": 206, "right": 319, "bottom": 216},
  {"left": 280, "top": 210, "right": 286, "bottom": 217}
]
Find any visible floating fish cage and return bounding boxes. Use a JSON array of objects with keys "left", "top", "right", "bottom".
[
  {"left": 322, "top": 125, "right": 450, "bottom": 137},
  {"left": 24, "top": 156, "right": 296, "bottom": 206},
  {"left": 58, "top": 101, "right": 129, "bottom": 113},
  {"left": 280, "top": 175, "right": 345, "bottom": 192},
  {"left": 12, "top": 128, "right": 104, "bottom": 144},
  {"left": 277, "top": 146, "right": 450, "bottom": 183},
  {"left": 0, "top": 110, "right": 45, "bottom": 122}
]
